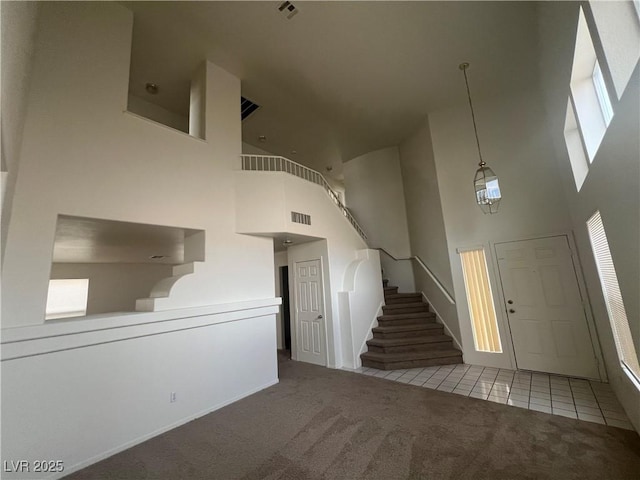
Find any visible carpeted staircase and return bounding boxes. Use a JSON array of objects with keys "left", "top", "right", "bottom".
[{"left": 360, "top": 284, "right": 463, "bottom": 370}]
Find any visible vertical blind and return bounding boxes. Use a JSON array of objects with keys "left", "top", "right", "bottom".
[
  {"left": 460, "top": 248, "right": 502, "bottom": 353},
  {"left": 587, "top": 211, "right": 640, "bottom": 382}
]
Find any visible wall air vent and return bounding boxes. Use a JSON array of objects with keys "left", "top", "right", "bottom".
[
  {"left": 278, "top": 1, "right": 299, "bottom": 19},
  {"left": 291, "top": 211, "right": 311, "bottom": 226},
  {"left": 241, "top": 96, "right": 260, "bottom": 121}
]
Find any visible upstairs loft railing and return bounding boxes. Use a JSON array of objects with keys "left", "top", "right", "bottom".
[{"left": 240, "top": 154, "right": 367, "bottom": 241}]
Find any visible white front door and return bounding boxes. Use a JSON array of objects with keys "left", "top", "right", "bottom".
[
  {"left": 495, "top": 236, "right": 599, "bottom": 379},
  {"left": 294, "top": 259, "right": 326, "bottom": 366}
]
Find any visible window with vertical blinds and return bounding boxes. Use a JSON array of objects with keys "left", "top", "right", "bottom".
[
  {"left": 459, "top": 248, "right": 502, "bottom": 353},
  {"left": 587, "top": 211, "right": 640, "bottom": 385}
]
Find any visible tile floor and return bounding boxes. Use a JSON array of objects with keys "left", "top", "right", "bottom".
[{"left": 353, "top": 363, "right": 635, "bottom": 430}]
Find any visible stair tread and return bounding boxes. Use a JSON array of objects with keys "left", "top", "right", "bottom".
[
  {"left": 378, "top": 311, "right": 435, "bottom": 321},
  {"left": 361, "top": 349, "right": 462, "bottom": 361},
  {"left": 372, "top": 323, "right": 442, "bottom": 333},
  {"left": 367, "top": 335, "right": 452, "bottom": 347},
  {"left": 383, "top": 302, "right": 427, "bottom": 308},
  {"left": 385, "top": 293, "right": 422, "bottom": 299}
]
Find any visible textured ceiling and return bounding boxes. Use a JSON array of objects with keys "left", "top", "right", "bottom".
[{"left": 124, "top": 1, "right": 543, "bottom": 176}]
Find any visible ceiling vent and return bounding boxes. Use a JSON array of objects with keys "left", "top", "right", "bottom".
[
  {"left": 241, "top": 96, "right": 260, "bottom": 121},
  {"left": 278, "top": 1, "right": 299, "bottom": 19}
]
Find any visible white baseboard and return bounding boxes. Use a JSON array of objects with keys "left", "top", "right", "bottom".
[{"left": 46, "top": 378, "right": 279, "bottom": 480}]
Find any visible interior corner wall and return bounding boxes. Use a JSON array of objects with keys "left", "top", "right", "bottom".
[
  {"left": 242, "top": 141, "right": 274, "bottom": 156},
  {"left": 427, "top": 86, "right": 575, "bottom": 369},
  {"left": 537, "top": 1, "right": 640, "bottom": 431},
  {"left": 398, "top": 119, "right": 454, "bottom": 293},
  {"left": 127, "top": 94, "right": 189, "bottom": 133},
  {"left": 189, "top": 63, "right": 206, "bottom": 139},
  {"left": 397, "top": 118, "right": 459, "bottom": 341},
  {"left": 274, "top": 250, "right": 288, "bottom": 349},
  {"left": 343, "top": 146, "right": 415, "bottom": 292},
  {"left": 50, "top": 263, "right": 174, "bottom": 316},
  {"left": 0, "top": 1, "right": 39, "bottom": 263}
]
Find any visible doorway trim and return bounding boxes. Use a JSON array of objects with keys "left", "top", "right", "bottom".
[
  {"left": 491, "top": 232, "right": 607, "bottom": 381},
  {"left": 290, "top": 257, "right": 329, "bottom": 367}
]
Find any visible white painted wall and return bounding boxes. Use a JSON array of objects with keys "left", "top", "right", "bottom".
[
  {"left": 537, "top": 1, "right": 640, "bottom": 431},
  {"left": 398, "top": 118, "right": 459, "bottom": 342},
  {"left": 1, "top": 302, "right": 279, "bottom": 479},
  {"left": 0, "top": 1, "right": 39, "bottom": 262},
  {"left": 343, "top": 147, "right": 415, "bottom": 292},
  {"left": 2, "top": 3, "right": 275, "bottom": 325},
  {"left": 428, "top": 86, "right": 575, "bottom": 369},
  {"left": 1, "top": 3, "right": 282, "bottom": 473},
  {"left": 127, "top": 94, "right": 189, "bottom": 133},
  {"left": 235, "top": 171, "right": 382, "bottom": 368},
  {"left": 338, "top": 249, "right": 384, "bottom": 369},
  {"left": 50, "top": 263, "right": 173, "bottom": 316},
  {"left": 242, "top": 141, "right": 274, "bottom": 156},
  {"left": 588, "top": 1, "right": 640, "bottom": 100}
]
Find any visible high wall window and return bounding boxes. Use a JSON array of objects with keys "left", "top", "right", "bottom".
[
  {"left": 564, "top": 98, "right": 589, "bottom": 190},
  {"left": 45, "top": 279, "right": 89, "bottom": 320},
  {"left": 587, "top": 211, "right": 640, "bottom": 388},
  {"left": 459, "top": 247, "right": 502, "bottom": 353},
  {"left": 592, "top": 61, "right": 613, "bottom": 126},
  {"left": 565, "top": 7, "right": 615, "bottom": 190}
]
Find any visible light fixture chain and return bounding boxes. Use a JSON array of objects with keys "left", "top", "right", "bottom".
[{"left": 462, "top": 66, "right": 485, "bottom": 166}]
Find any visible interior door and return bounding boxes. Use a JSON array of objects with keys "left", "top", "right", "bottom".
[
  {"left": 294, "top": 259, "right": 326, "bottom": 366},
  {"left": 495, "top": 236, "right": 599, "bottom": 379}
]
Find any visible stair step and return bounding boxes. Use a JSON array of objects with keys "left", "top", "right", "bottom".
[
  {"left": 382, "top": 302, "right": 429, "bottom": 315},
  {"left": 377, "top": 316, "right": 435, "bottom": 327},
  {"left": 383, "top": 286, "right": 398, "bottom": 295},
  {"left": 372, "top": 323, "right": 443, "bottom": 339},
  {"left": 378, "top": 311, "right": 436, "bottom": 322},
  {"left": 384, "top": 293, "right": 423, "bottom": 304},
  {"left": 367, "top": 335, "right": 453, "bottom": 353},
  {"left": 361, "top": 349, "right": 463, "bottom": 370}
]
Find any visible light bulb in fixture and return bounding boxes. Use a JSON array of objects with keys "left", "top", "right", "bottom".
[{"left": 145, "top": 83, "right": 159, "bottom": 95}]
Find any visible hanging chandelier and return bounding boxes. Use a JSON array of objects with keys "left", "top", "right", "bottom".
[{"left": 459, "top": 62, "right": 501, "bottom": 214}]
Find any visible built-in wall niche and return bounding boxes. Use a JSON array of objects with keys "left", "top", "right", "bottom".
[
  {"left": 126, "top": 17, "right": 206, "bottom": 138},
  {"left": 46, "top": 215, "right": 205, "bottom": 320}
]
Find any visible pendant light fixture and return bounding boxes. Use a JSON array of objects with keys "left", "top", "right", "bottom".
[{"left": 459, "top": 62, "right": 501, "bottom": 214}]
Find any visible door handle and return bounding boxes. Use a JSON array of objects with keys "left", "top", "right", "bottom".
[
  {"left": 507, "top": 300, "right": 514, "bottom": 304},
  {"left": 317, "top": 315, "right": 323, "bottom": 319},
  {"left": 509, "top": 309, "right": 516, "bottom": 313}
]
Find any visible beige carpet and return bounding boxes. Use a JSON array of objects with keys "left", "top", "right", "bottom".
[{"left": 66, "top": 356, "right": 640, "bottom": 479}]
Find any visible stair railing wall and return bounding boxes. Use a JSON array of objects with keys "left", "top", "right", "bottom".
[
  {"left": 376, "top": 247, "right": 463, "bottom": 350},
  {"left": 240, "top": 155, "right": 367, "bottom": 241},
  {"left": 375, "top": 247, "right": 455, "bottom": 304}
]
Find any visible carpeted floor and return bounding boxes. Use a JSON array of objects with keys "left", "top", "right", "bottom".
[{"left": 67, "top": 356, "right": 640, "bottom": 479}]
